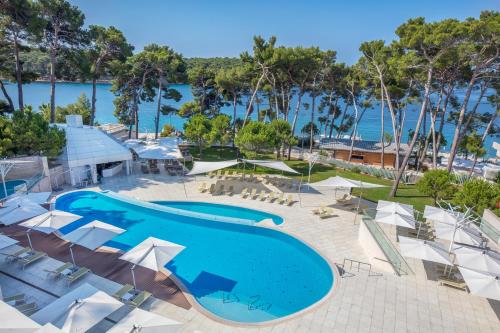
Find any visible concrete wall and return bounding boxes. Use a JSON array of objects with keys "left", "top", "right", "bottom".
[
  {"left": 358, "top": 219, "right": 396, "bottom": 274},
  {"left": 5, "top": 156, "right": 48, "bottom": 180}
]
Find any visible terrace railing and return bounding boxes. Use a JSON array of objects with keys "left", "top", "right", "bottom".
[{"left": 362, "top": 208, "right": 414, "bottom": 276}]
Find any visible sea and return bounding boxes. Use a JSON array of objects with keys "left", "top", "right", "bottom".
[{"left": 2, "top": 81, "right": 498, "bottom": 156}]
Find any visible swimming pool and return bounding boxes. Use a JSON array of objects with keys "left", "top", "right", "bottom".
[
  {"left": 56, "top": 191, "right": 334, "bottom": 323},
  {"left": 0, "top": 179, "right": 27, "bottom": 199},
  {"left": 152, "top": 201, "right": 284, "bottom": 225}
]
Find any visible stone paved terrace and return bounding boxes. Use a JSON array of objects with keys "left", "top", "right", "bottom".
[{"left": 1, "top": 167, "right": 499, "bottom": 332}]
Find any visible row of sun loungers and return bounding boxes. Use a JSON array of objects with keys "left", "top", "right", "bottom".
[
  {"left": 240, "top": 188, "right": 294, "bottom": 205},
  {"left": 207, "top": 170, "right": 300, "bottom": 189},
  {"left": 43, "top": 262, "right": 92, "bottom": 286},
  {"left": 112, "top": 283, "right": 152, "bottom": 308},
  {"left": 1, "top": 292, "right": 39, "bottom": 316},
  {"left": 4, "top": 247, "right": 47, "bottom": 270}
]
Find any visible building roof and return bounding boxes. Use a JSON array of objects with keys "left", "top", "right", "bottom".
[
  {"left": 320, "top": 138, "right": 410, "bottom": 154},
  {"left": 57, "top": 123, "right": 132, "bottom": 168}
]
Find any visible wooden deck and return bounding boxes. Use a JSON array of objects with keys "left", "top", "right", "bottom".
[{"left": 1, "top": 225, "right": 191, "bottom": 310}]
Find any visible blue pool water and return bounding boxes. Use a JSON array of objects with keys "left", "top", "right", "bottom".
[
  {"left": 152, "top": 201, "right": 284, "bottom": 225},
  {"left": 56, "top": 191, "right": 334, "bottom": 323},
  {"left": 0, "top": 180, "right": 27, "bottom": 199}
]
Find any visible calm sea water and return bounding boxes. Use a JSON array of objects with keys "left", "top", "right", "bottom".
[{"left": 3, "top": 81, "right": 497, "bottom": 156}]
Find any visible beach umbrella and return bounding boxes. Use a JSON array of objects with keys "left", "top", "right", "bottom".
[
  {"left": 398, "top": 236, "right": 452, "bottom": 265},
  {"left": 4, "top": 192, "right": 52, "bottom": 207},
  {"left": 375, "top": 211, "right": 416, "bottom": 229},
  {"left": 0, "top": 234, "right": 18, "bottom": 250},
  {"left": 423, "top": 205, "right": 460, "bottom": 224},
  {"left": 31, "top": 283, "right": 123, "bottom": 333},
  {"left": 35, "top": 324, "right": 64, "bottom": 333},
  {"left": 119, "top": 237, "right": 185, "bottom": 289},
  {"left": 376, "top": 200, "right": 414, "bottom": 217},
  {"left": 453, "top": 245, "right": 500, "bottom": 275},
  {"left": 0, "top": 300, "right": 41, "bottom": 333},
  {"left": 107, "top": 308, "right": 183, "bottom": 333},
  {"left": 20, "top": 210, "right": 82, "bottom": 249},
  {"left": 0, "top": 199, "right": 48, "bottom": 226},
  {"left": 457, "top": 266, "right": 500, "bottom": 301},
  {"left": 434, "top": 222, "right": 483, "bottom": 247},
  {"left": 61, "top": 220, "right": 125, "bottom": 265}
]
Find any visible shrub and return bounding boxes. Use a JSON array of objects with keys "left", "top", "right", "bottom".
[
  {"left": 160, "top": 124, "right": 175, "bottom": 137},
  {"left": 416, "top": 169, "right": 455, "bottom": 205},
  {"left": 351, "top": 166, "right": 361, "bottom": 174},
  {"left": 452, "top": 178, "right": 500, "bottom": 215}
]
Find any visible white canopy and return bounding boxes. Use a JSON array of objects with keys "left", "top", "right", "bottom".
[
  {"left": 31, "top": 283, "right": 123, "bottom": 333},
  {"left": 35, "top": 324, "right": 63, "bottom": 333},
  {"left": 186, "top": 160, "right": 239, "bottom": 176},
  {"left": 20, "top": 210, "right": 82, "bottom": 234},
  {"left": 376, "top": 200, "right": 414, "bottom": 217},
  {"left": 398, "top": 236, "right": 452, "bottom": 265},
  {"left": 434, "top": 222, "right": 483, "bottom": 247},
  {"left": 107, "top": 308, "right": 183, "bottom": 333},
  {"left": 0, "top": 200, "right": 48, "bottom": 225},
  {"left": 62, "top": 220, "right": 126, "bottom": 250},
  {"left": 423, "top": 206, "right": 460, "bottom": 224},
  {"left": 453, "top": 246, "right": 500, "bottom": 275},
  {"left": 5, "top": 192, "right": 52, "bottom": 206},
  {"left": 0, "top": 300, "right": 41, "bottom": 333},
  {"left": 125, "top": 138, "right": 182, "bottom": 160},
  {"left": 243, "top": 159, "right": 299, "bottom": 174},
  {"left": 310, "top": 176, "right": 385, "bottom": 189},
  {"left": 119, "top": 237, "right": 185, "bottom": 271},
  {"left": 0, "top": 234, "right": 18, "bottom": 250},
  {"left": 458, "top": 266, "right": 500, "bottom": 301},
  {"left": 375, "top": 211, "right": 416, "bottom": 229}
]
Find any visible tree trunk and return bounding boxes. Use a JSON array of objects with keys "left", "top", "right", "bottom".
[
  {"left": 154, "top": 80, "right": 162, "bottom": 139},
  {"left": 287, "top": 93, "right": 303, "bottom": 160},
  {"left": 242, "top": 72, "right": 265, "bottom": 127},
  {"left": 90, "top": 77, "right": 97, "bottom": 126},
  {"left": 348, "top": 93, "right": 359, "bottom": 162},
  {"left": 13, "top": 36, "right": 24, "bottom": 112},
  {"left": 435, "top": 87, "right": 452, "bottom": 153},
  {"left": 49, "top": 46, "right": 57, "bottom": 123},
  {"left": 309, "top": 93, "right": 316, "bottom": 153},
  {"left": 468, "top": 154, "right": 479, "bottom": 179},
  {"left": 390, "top": 66, "right": 434, "bottom": 197},
  {"left": 133, "top": 92, "right": 139, "bottom": 139},
  {"left": 382, "top": 84, "right": 400, "bottom": 171},
  {"left": 380, "top": 81, "right": 385, "bottom": 168},
  {"left": 0, "top": 80, "right": 15, "bottom": 112},
  {"left": 447, "top": 76, "right": 476, "bottom": 171},
  {"left": 232, "top": 94, "right": 237, "bottom": 147}
]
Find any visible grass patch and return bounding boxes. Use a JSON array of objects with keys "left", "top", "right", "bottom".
[{"left": 187, "top": 146, "right": 433, "bottom": 212}]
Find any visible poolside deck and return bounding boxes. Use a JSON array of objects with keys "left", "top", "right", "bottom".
[{"left": 1, "top": 166, "right": 499, "bottom": 332}]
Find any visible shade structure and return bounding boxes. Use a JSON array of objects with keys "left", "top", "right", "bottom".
[
  {"left": 119, "top": 237, "right": 185, "bottom": 289},
  {"left": 5, "top": 192, "right": 52, "bottom": 206},
  {"left": 398, "top": 236, "right": 452, "bottom": 265},
  {"left": 61, "top": 220, "right": 126, "bottom": 251},
  {"left": 20, "top": 210, "right": 82, "bottom": 234},
  {"left": 0, "top": 199, "right": 48, "bottom": 225},
  {"left": 434, "top": 222, "right": 483, "bottom": 247},
  {"left": 423, "top": 206, "right": 460, "bottom": 224},
  {"left": 376, "top": 200, "right": 414, "bottom": 217},
  {"left": 309, "top": 176, "right": 385, "bottom": 189},
  {"left": 457, "top": 266, "right": 500, "bottom": 301},
  {"left": 107, "top": 308, "right": 183, "bottom": 333},
  {"left": 375, "top": 211, "right": 416, "bottom": 229},
  {"left": 120, "top": 237, "right": 185, "bottom": 270},
  {"left": 186, "top": 160, "right": 239, "bottom": 176},
  {"left": 31, "top": 283, "right": 123, "bottom": 333},
  {"left": 453, "top": 245, "right": 500, "bottom": 275},
  {"left": 0, "top": 300, "right": 41, "bottom": 333},
  {"left": 242, "top": 159, "right": 300, "bottom": 174},
  {"left": 126, "top": 138, "right": 182, "bottom": 160},
  {"left": 0, "top": 234, "right": 18, "bottom": 250}
]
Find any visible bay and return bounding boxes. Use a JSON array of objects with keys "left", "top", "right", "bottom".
[{"left": 2, "top": 81, "right": 497, "bottom": 156}]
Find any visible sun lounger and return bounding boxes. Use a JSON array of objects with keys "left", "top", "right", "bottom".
[
  {"left": 208, "top": 171, "right": 215, "bottom": 178},
  {"left": 240, "top": 188, "right": 249, "bottom": 198},
  {"left": 2, "top": 293, "right": 24, "bottom": 305},
  {"left": 208, "top": 184, "right": 216, "bottom": 194},
  {"left": 319, "top": 208, "right": 335, "bottom": 219},
  {"left": 225, "top": 185, "right": 234, "bottom": 196},
  {"left": 215, "top": 185, "right": 225, "bottom": 195},
  {"left": 216, "top": 170, "right": 223, "bottom": 179},
  {"left": 127, "top": 290, "right": 152, "bottom": 307},
  {"left": 151, "top": 166, "right": 160, "bottom": 174},
  {"left": 44, "top": 262, "right": 74, "bottom": 279},
  {"left": 312, "top": 206, "right": 327, "bottom": 215},
  {"left": 63, "top": 267, "right": 91, "bottom": 286},
  {"left": 4, "top": 247, "right": 31, "bottom": 262},
  {"left": 284, "top": 194, "right": 294, "bottom": 206},
  {"left": 19, "top": 251, "right": 47, "bottom": 270},
  {"left": 239, "top": 173, "right": 246, "bottom": 181},
  {"left": 263, "top": 175, "right": 270, "bottom": 184},
  {"left": 23, "top": 307, "right": 39, "bottom": 316},
  {"left": 249, "top": 188, "right": 258, "bottom": 199},
  {"left": 15, "top": 302, "right": 38, "bottom": 314},
  {"left": 276, "top": 193, "right": 284, "bottom": 204},
  {"left": 258, "top": 190, "right": 267, "bottom": 201},
  {"left": 141, "top": 164, "right": 150, "bottom": 174},
  {"left": 198, "top": 182, "right": 208, "bottom": 193},
  {"left": 113, "top": 284, "right": 134, "bottom": 300},
  {"left": 438, "top": 277, "right": 468, "bottom": 291},
  {"left": 266, "top": 192, "right": 276, "bottom": 202}
]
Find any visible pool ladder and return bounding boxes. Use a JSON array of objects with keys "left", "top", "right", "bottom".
[{"left": 341, "top": 258, "right": 379, "bottom": 277}]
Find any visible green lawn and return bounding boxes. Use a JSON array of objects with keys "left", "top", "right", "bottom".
[{"left": 187, "top": 146, "right": 434, "bottom": 212}]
